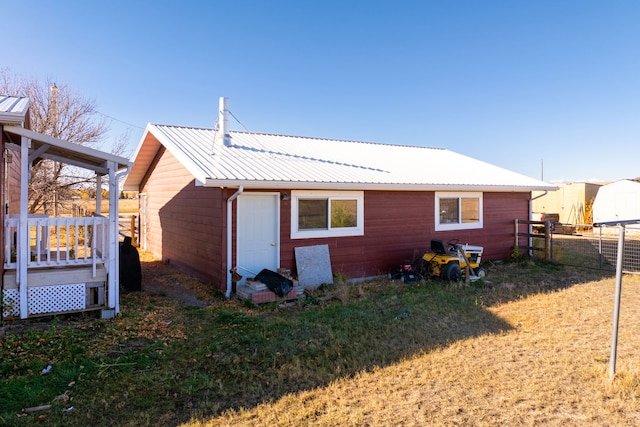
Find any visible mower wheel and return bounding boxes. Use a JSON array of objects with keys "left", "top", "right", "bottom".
[
  {"left": 440, "top": 262, "right": 462, "bottom": 282},
  {"left": 474, "top": 267, "right": 486, "bottom": 278}
]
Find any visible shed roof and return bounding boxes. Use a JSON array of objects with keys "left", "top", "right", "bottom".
[
  {"left": 0, "top": 95, "right": 29, "bottom": 125},
  {"left": 124, "top": 123, "right": 556, "bottom": 192}
]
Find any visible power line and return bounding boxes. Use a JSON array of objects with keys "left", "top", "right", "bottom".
[{"left": 96, "top": 111, "right": 144, "bottom": 130}]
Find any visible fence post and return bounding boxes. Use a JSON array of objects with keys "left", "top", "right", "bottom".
[
  {"left": 609, "top": 224, "right": 626, "bottom": 380},
  {"left": 598, "top": 226, "right": 603, "bottom": 270},
  {"left": 130, "top": 215, "right": 137, "bottom": 246},
  {"left": 545, "top": 220, "right": 552, "bottom": 261}
]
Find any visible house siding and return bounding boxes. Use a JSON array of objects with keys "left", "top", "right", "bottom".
[
  {"left": 278, "top": 190, "right": 529, "bottom": 281},
  {"left": 140, "top": 144, "right": 226, "bottom": 287},
  {"left": 1, "top": 130, "right": 22, "bottom": 269},
  {"left": 141, "top": 173, "right": 529, "bottom": 290},
  {"left": 1, "top": 128, "right": 4, "bottom": 269},
  {"left": 6, "top": 149, "right": 21, "bottom": 215}
]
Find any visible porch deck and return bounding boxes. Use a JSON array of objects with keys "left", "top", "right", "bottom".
[
  {"left": 2, "top": 215, "right": 111, "bottom": 319},
  {"left": 2, "top": 265, "right": 108, "bottom": 318}
]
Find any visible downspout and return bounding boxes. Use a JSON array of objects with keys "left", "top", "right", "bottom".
[
  {"left": 226, "top": 186, "right": 243, "bottom": 297},
  {"left": 115, "top": 165, "right": 132, "bottom": 190},
  {"left": 106, "top": 164, "right": 132, "bottom": 318}
]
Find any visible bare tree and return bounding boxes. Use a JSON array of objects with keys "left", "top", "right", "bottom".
[{"left": 1, "top": 68, "right": 110, "bottom": 214}]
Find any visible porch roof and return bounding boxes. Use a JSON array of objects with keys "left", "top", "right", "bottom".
[
  {"left": 3, "top": 125, "right": 132, "bottom": 174},
  {"left": 0, "top": 95, "right": 29, "bottom": 125}
]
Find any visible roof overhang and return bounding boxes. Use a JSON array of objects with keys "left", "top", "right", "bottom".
[
  {"left": 3, "top": 125, "right": 132, "bottom": 174},
  {"left": 201, "top": 178, "right": 558, "bottom": 193},
  {"left": 122, "top": 123, "right": 559, "bottom": 194},
  {"left": 123, "top": 124, "right": 162, "bottom": 191},
  {"left": 0, "top": 96, "right": 30, "bottom": 125}
]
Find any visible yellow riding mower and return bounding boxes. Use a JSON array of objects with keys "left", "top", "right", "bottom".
[{"left": 422, "top": 239, "right": 485, "bottom": 282}]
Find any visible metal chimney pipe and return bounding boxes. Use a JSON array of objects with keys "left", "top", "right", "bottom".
[{"left": 218, "top": 97, "right": 231, "bottom": 146}]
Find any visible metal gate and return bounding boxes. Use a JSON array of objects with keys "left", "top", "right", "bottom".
[{"left": 550, "top": 225, "right": 640, "bottom": 273}]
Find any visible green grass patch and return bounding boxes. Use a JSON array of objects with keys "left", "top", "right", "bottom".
[{"left": 0, "top": 258, "right": 615, "bottom": 425}]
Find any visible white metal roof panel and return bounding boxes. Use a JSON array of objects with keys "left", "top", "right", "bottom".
[
  {"left": 0, "top": 95, "right": 29, "bottom": 124},
  {"left": 124, "top": 124, "right": 556, "bottom": 192}
]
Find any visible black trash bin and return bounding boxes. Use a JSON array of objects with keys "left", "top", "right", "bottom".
[{"left": 120, "top": 236, "right": 142, "bottom": 292}]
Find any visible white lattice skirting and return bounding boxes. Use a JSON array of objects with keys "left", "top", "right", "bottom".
[
  {"left": 2, "top": 284, "right": 86, "bottom": 317},
  {"left": 29, "top": 284, "right": 85, "bottom": 315},
  {"left": 2, "top": 288, "right": 19, "bottom": 318}
]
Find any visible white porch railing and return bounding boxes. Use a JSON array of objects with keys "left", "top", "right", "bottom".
[{"left": 4, "top": 215, "right": 108, "bottom": 271}]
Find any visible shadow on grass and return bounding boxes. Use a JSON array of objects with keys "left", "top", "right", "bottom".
[
  {"left": 108, "top": 259, "right": 618, "bottom": 425},
  {"left": 0, "top": 258, "right": 614, "bottom": 426},
  {"left": 165, "top": 281, "right": 517, "bottom": 420}
]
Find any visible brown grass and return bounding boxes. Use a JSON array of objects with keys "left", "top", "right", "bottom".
[
  {"left": 191, "top": 274, "right": 640, "bottom": 426},
  {"left": 4, "top": 253, "right": 640, "bottom": 426},
  {"left": 63, "top": 198, "right": 139, "bottom": 214}
]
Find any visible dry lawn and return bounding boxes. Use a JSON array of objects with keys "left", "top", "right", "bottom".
[
  {"left": 62, "top": 198, "right": 138, "bottom": 214},
  {"left": 193, "top": 274, "right": 640, "bottom": 426}
]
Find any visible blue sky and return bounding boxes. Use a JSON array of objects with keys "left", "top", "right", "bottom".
[{"left": 3, "top": 0, "right": 640, "bottom": 183}]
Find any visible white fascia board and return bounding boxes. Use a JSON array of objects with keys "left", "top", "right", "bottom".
[
  {"left": 148, "top": 124, "right": 208, "bottom": 184},
  {"left": 0, "top": 113, "right": 26, "bottom": 125},
  {"left": 128, "top": 123, "right": 155, "bottom": 161},
  {"left": 202, "top": 178, "right": 558, "bottom": 192},
  {"left": 131, "top": 123, "right": 158, "bottom": 165}
]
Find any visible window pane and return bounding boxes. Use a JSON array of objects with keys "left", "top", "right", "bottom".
[
  {"left": 461, "top": 198, "right": 480, "bottom": 223},
  {"left": 298, "top": 199, "right": 328, "bottom": 230},
  {"left": 331, "top": 199, "right": 357, "bottom": 228},
  {"left": 439, "top": 198, "right": 459, "bottom": 224}
]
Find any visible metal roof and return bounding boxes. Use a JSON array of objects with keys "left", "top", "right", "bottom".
[
  {"left": 124, "top": 123, "right": 556, "bottom": 192},
  {"left": 0, "top": 95, "right": 29, "bottom": 125}
]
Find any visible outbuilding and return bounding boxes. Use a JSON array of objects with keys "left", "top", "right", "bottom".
[
  {"left": 592, "top": 180, "right": 640, "bottom": 231},
  {"left": 124, "top": 98, "right": 555, "bottom": 298}
]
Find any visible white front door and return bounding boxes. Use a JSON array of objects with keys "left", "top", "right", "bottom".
[{"left": 236, "top": 193, "right": 279, "bottom": 284}]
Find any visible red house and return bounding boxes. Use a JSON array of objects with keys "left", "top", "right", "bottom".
[{"left": 124, "top": 98, "right": 555, "bottom": 298}]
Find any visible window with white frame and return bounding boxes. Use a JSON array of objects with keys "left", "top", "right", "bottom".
[
  {"left": 435, "top": 192, "right": 483, "bottom": 231},
  {"left": 291, "top": 190, "right": 364, "bottom": 239}
]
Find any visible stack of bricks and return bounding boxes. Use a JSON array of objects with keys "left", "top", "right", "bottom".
[
  {"left": 236, "top": 284, "right": 298, "bottom": 303},
  {"left": 236, "top": 269, "right": 301, "bottom": 304}
]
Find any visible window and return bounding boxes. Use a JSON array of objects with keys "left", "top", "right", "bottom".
[
  {"left": 291, "top": 191, "right": 364, "bottom": 238},
  {"left": 435, "top": 192, "right": 483, "bottom": 231}
]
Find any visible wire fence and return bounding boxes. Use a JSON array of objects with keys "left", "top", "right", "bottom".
[{"left": 549, "top": 224, "right": 640, "bottom": 274}]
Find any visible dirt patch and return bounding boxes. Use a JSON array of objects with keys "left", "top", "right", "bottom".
[{"left": 136, "top": 251, "right": 212, "bottom": 308}]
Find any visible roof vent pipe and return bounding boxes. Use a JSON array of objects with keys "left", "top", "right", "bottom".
[{"left": 218, "top": 97, "right": 231, "bottom": 146}]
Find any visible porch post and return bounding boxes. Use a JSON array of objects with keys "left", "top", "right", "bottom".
[
  {"left": 95, "top": 174, "right": 102, "bottom": 215},
  {"left": 107, "top": 162, "right": 120, "bottom": 316},
  {"left": 18, "top": 137, "right": 30, "bottom": 319}
]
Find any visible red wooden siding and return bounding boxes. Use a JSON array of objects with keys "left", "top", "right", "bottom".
[
  {"left": 1, "top": 132, "right": 22, "bottom": 268},
  {"left": 141, "top": 161, "right": 530, "bottom": 290},
  {"left": 140, "top": 139, "right": 226, "bottom": 287},
  {"left": 6, "top": 147, "right": 21, "bottom": 215},
  {"left": 278, "top": 190, "right": 530, "bottom": 280},
  {"left": 1, "top": 129, "right": 4, "bottom": 269}
]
